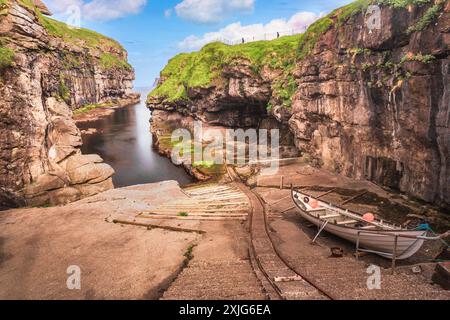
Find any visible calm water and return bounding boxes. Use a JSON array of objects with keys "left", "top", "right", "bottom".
[{"left": 79, "top": 88, "right": 193, "bottom": 188}]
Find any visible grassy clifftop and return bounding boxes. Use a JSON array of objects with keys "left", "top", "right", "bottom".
[
  {"left": 148, "top": 0, "right": 441, "bottom": 106},
  {"left": 1, "top": 0, "right": 132, "bottom": 71},
  {"left": 149, "top": 34, "right": 302, "bottom": 103}
]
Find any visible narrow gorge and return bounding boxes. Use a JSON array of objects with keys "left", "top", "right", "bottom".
[
  {"left": 0, "top": 0, "right": 139, "bottom": 208},
  {"left": 148, "top": 0, "right": 450, "bottom": 210},
  {"left": 0, "top": 0, "right": 449, "bottom": 302}
]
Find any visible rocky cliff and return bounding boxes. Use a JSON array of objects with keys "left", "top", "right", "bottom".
[
  {"left": 148, "top": 0, "right": 450, "bottom": 209},
  {"left": 0, "top": 0, "right": 138, "bottom": 208}
]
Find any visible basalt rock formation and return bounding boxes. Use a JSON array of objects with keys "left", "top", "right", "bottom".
[
  {"left": 0, "top": 0, "right": 138, "bottom": 208},
  {"left": 148, "top": 0, "right": 450, "bottom": 209}
]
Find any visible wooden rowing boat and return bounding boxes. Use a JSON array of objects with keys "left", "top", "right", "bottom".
[{"left": 291, "top": 189, "right": 427, "bottom": 260}]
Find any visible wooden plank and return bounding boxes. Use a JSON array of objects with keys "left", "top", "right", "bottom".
[
  {"left": 340, "top": 192, "right": 368, "bottom": 205},
  {"left": 189, "top": 192, "right": 244, "bottom": 198},
  {"left": 336, "top": 220, "right": 358, "bottom": 225},
  {"left": 112, "top": 219, "right": 206, "bottom": 234},
  {"left": 143, "top": 212, "right": 248, "bottom": 218},
  {"left": 316, "top": 188, "right": 336, "bottom": 199},
  {"left": 270, "top": 195, "right": 291, "bottom": 206},
  {"left": 281, "top": 205, "right": 296, "bottom": 213},
  {"left": 186, "top": 187, "right": 235, "bottom": 194},
  {"left": 321, "top": 214, "right": 340, "bottom": 219},
  {"left": 190, "top": 196, "right": 248, "bottom": 202},
  {"left": 161, "top": 203, "right": 249, "bottom": 209},
  {"left": 151, "top": 208, "right": 250, "bottom": 213},
  {"left": 139, "top": 215, "right": 247, "bottom": 221}
]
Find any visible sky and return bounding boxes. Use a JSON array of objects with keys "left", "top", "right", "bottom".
[{"left": 45, "top": 0, "right": 354, "bottom": 88}]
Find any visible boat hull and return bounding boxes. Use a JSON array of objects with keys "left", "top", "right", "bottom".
[{"left": 291, "top": 191, "right": 427, "bottom": 260}]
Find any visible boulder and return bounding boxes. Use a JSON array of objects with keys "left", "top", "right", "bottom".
[
  {"left": 75, "top": 178, "right": 114, "bottom": 197},
  {"left": 24, "top": 174, "right": 66, "bottom": 197},
  {"left": 67, "top": 162, "right": 115, "bottom": 185},
  {"left": 48, "top": 187, "right": 81, "bottom": 205}
]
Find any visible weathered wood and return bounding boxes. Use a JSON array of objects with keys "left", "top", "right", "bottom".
[
  {"left": 281, "top": 205, "right": 296, "bottom": 213},
  {"left": 316, "top": 188, "right": 336, "bottom": 199},
  {"left": 149, "top": 208, "right": 250, "bottom": 213},
  {"left": 139, "top": 215, "right": 247, "bottom": 221},
  {"left": 336, "top": 220, "right": 358, "bottom": 225},
  {"left": 340, "top": 192, "right": 368, "bottom": 205},
  {"left": 143, "top": 212, "right": 248, "bottom": 218},
  {"left": 270, "top": 195, "right": 291, "bottom": 206},
  {"left": 112, "top": 219, "right": 206, "bottom": 234}
]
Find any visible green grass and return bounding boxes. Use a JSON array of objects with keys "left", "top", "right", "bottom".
[
  {"left": 0, "top": 0, "right": 7, "bottom": 14},
  {"left": 58, "top": 80, "right": 70, "bottom": 102},
  {"left": 376, "top": 0, "right": 431, "bottom": 8},
  {"left": 178, "top": 212, "right": 189, "bottom": 217},
  {"left": 192, "top": 160, "right": 216, "bottom": 169},
  {"left": 407, "top": 1, "right": 444, "bottom": 34},
  {"left": 2, "top": 0, "right": 131, "bottom": 71},
  {"left": 0, "top": 46, "right": 14, "bottom": 69},
  {"left": 148, "top": 0, "right": 374, "bottom": 105},
  {"left": 99, "top": 53, "right": 132, "bottom": 71},
  {"left": 73, "top": 102, "right": 114, "bottom": 115},
  {"left": 400, "top": 53, "right": 435, "bottom": 64},
  {"left": 149, "top": 34, "right": 302, "bottom": 103},
  {"left": 149, "top": 0, "right": 439, "bottom": 105},
  {"left": 40, "top": 16, "right": 124, "bottom": 52},
  {"left": 184, "top": 244, "right": 195, "bottom": 260}
]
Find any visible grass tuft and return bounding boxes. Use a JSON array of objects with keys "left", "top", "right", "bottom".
[
  {"left": 73, "top": 102, "right": 114, "bottom": 115},
  {"left": 0, "top": 46, "right": 14, "bottom": 69}
]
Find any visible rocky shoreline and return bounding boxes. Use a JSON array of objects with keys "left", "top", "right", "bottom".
[
  {"left": 150, "top": 110, "right": 221, "bottom": 182},
  {"left": 74, "top": 94, "right": 141, "bottom": 125}
]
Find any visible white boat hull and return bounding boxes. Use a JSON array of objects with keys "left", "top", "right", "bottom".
[{"left": 292, "top": 190, "right": 427, "bottom": 260}]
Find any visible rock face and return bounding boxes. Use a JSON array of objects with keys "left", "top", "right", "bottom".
[
  {"left": 148, "top": 62, "right": 272, "bottom": 128},
  {"left": 0, "top": 1, "right": 138, "bottom": 208},
  {"left": 149, "top": 1, "right": 450, "bottom": 209},
  {"left": 289, "top": 1, "right": 449, "bottom": 208}
]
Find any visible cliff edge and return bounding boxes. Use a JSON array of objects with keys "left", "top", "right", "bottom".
[
  {"left": 148, "top": 0, "right": 450, "bottom": 209},
  {"left": 0, "top": 0, "right": 139, "bottom": 208}
]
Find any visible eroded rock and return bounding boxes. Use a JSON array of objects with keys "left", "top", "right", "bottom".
[{"left": 0, "top": 1, "right": 137, "bottom": 208}]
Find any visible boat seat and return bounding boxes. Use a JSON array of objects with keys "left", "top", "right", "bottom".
[
  {"left": 308, "top": 208, "right": 327, "bottom": 217},
  {"left": 308, "top": 208, "right": 326, "bottom": 212},
  {"left": 337, "top": 219, "right": 358, "bottom": 225},
  {"left": 321, "top": 214, "right": 340, "bottom": 219}
]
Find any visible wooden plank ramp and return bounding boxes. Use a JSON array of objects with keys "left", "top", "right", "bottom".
[{"left": 138, "top": 183, "right": 251, "bottom": 221}]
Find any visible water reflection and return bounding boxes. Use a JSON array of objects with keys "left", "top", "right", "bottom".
[{"left": 79, "top": 88, "right": 193, "bottom": 187}]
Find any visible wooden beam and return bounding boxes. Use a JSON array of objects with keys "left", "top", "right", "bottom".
[
  {"left": 340, "top": 191, "right": 368, "bottom": 205},
  {"left": 316, "top": 188, "right": 336, "bottom": 199},
  {"left": 337, "top": 220, "right": 358, "bottom": 225}
]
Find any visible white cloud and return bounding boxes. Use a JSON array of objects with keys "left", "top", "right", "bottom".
[
  {"left": 179, "top": 11, "right": 321, "bottom": 50},
  {"left": 164, "top": 9, "right": 173, "bottom": 18},
  {"left": 175, "top": 0, "right": 255, "bottom": 24},
  {"left": 46, "top": 0, "right": 147, "bottom": 21}
]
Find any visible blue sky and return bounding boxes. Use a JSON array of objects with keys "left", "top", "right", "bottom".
[{"left": 47, "top": 0, "right": 353, "bottom": 87}]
